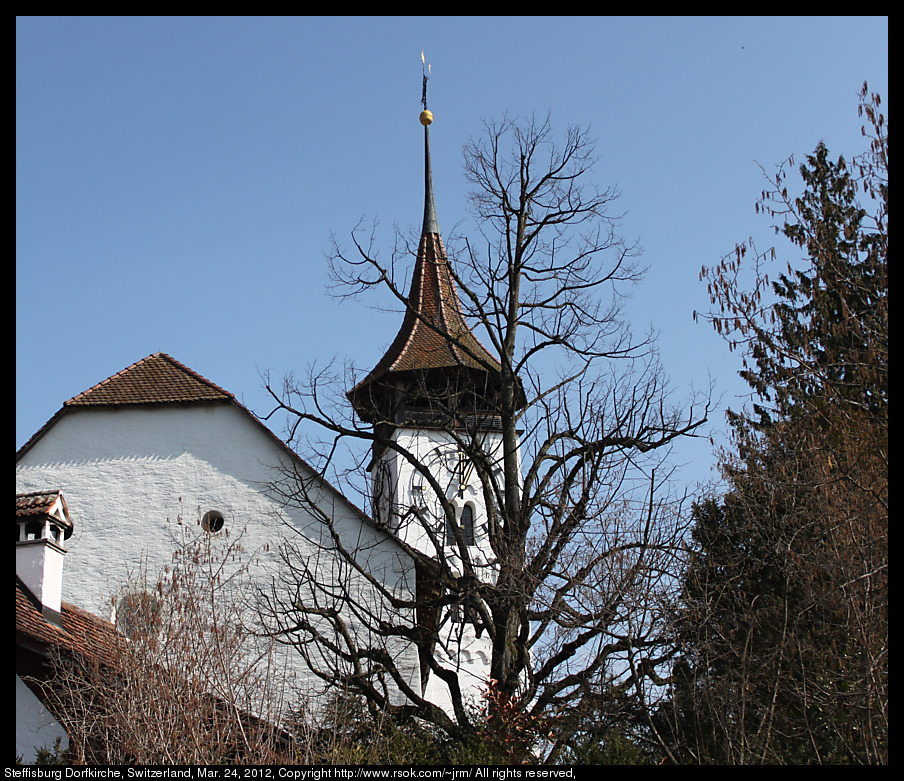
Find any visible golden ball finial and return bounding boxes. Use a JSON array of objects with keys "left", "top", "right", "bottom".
[{"left": 419, "top": 109, "right": 434, "bottom": 126}]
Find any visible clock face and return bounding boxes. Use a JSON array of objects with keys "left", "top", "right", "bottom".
[
  {"left": 406, "top": 444, "right": 467, "bottom": 544},
  {"left": 408, "top": 444, "right": 457, "bottom": 508},
  {"left": 406, "top": 446, "right": 441, "bottom": 521}
]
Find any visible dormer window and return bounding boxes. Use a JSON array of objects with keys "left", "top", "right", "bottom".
[
  {"left": 19, "top": 520, "right": 43, "bottom": 542},
  {"left": 15, "top": 492, "right": 74, "bottom": 546},
  {"left": 17, "top": 519, "right": 66, "bottom": 545}
]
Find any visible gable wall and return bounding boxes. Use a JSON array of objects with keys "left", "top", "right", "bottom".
[{"left": 16, "top": 403, "right": 420, "bottom": 707}]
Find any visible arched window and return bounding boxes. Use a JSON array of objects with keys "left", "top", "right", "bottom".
[
  {"left": 461, "top": 504, "right": 475, "bottom": 547},
  {"left": 445, "top": 504, "right": 476, "bottom": 547}
]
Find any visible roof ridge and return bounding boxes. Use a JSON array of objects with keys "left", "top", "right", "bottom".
[
  {"left": 16, "top": 488, "right": 67, "bottom": 515},
  {"left": 16, "top": 488, "right": 64, "bottom": 499}
]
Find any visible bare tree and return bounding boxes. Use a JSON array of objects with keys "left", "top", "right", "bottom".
[
  {"left": 261, "top": 111, "right": 710, "bottom": 751},
  {"left": 34, "top": 509, "right": 292, "bottom": 764}
]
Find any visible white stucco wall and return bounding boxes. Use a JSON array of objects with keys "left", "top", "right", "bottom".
[
  {"left": 16, "top": 674, "right": 69, "bottom": 763},
  {"left": 16, "top": 403, "right": 420, "bottom": 714}
]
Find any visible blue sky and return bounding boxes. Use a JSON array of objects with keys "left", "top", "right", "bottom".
[{"left": 16, "top": 16, "right": 888, "bottom": 492}]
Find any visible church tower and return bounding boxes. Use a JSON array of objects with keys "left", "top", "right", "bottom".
[
  {"left": 347, "top": 101, "right": 524, "bottom": 702},
  {"left": 347, "top": 106, "right": 513, "bottom": 560}
]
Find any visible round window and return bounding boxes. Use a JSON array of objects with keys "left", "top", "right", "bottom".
[{"left": 201, "top": 510, "right": 225, "bottom": 533}]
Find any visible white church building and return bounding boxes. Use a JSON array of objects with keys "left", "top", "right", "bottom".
[{"left": 16, "top": 107, "right": 512, "bottom": 760}]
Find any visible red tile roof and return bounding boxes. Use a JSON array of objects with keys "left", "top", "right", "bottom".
[
  {"left": 66, "top": 352, "right": 234, "bottom": 407},
  {"left": 15, "top": 354, "right": 384, "bottom": 532},
  {"left": 16, "top": 490, "right": 73, "bottom": 538},
  {"left": 16, "top": 577, "right": 124, "bottom": 664},
  {"left": 16, "top": 353, "right": 234, "bottom": 459},
  {"left": 346, "top": 120, "right": 524, "bottom": 423},
  {"left": 377, "top": 233, "right": 501, "bottom": 376},
  {"left": 17, "top": 578, "right": 295, "bottom": 761},
  {"left": 347, "top": 231, "right": 505, "bottom": 421},
  {"left": 16, "top": 489, "right": 69, "bottom": 519}
]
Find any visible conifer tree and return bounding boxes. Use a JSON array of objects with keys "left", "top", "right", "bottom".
[{"left": 668, "top": 83, "right": 887, "bottom": 764}]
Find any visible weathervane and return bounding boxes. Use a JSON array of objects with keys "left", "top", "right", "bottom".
[{"left": 420, "top": 50, "right": 433, "bottom": 126}]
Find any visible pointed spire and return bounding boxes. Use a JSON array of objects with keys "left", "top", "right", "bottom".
[
  {"left": 347, "top": 104, "right": 504, "bottom": 423},
  {"left": 347, "top": 68, "right": 524, "bottom": 424}
]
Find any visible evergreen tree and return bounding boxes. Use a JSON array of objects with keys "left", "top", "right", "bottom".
[{"left": 667, "top": 84, "right": 887, "bottom": 764}]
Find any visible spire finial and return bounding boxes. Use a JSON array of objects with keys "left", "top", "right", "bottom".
[
  {"left": 419, "top": 51, "right": 434, "bottom": 127},
  {"left": 420, "top": 50, "right": 431, "bottom": 110},
  {"left": 419, "top": 51, "right": 438, "bottom": 234}
]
